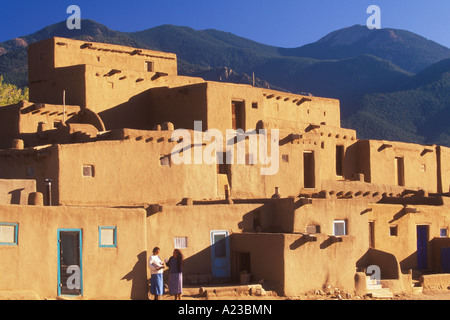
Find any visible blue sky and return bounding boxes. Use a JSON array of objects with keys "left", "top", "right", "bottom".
[{"left": 0, "top": 0, "right": 449, "bottom": 48}]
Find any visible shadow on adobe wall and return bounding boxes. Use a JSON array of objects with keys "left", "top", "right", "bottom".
[
  {"left": 356, "top": 247, "right": 400, "bottom": 280},
  {"left": 99, "top": 90, "right": 153, "bottom": 131},
  {"left": 8, "top": 188, "right": 25, "bottom": 205},
  {"left": 121, "top": 251, "right": 149, "bottom": 300}
]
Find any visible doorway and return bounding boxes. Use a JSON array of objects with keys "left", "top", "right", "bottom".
[
  {"left": 210, "top": 230, "right": 230, "bottom": 279},
  {"left": 232, "top": 101, "right": 245, "bottom": 131},
  {"left": 303, "top": 151, "right": 315, "bottom": 188},
  {"left": 416, "top": 225, "right": 429, "bottom": 270},
  {"left": 369, "top": 221, "right": 375, "bottom": 248},
  {"left": 58, "top": 229, "right": 83, "bottom": 296},
  {"left": 395, "top": 157, "right": 405, "bottom": 186}
]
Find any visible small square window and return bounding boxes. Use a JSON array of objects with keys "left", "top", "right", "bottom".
[
  {"left": 282, "top": 154, "right": 289, "bottom": 163},
  {"left": 252, "top": 102, "right": 258, "bottom": 109},
  {"left": 146, "top": 61, "right": 154, "bottom": 72},
  {"left": 26, "top": 165, "right": 35, "bottom": 178},
  {"left": 390, "top": 225, "right": 398, "bottom": 237},
  {"left": 0, "top": 223, "right": 18, "bottom": 246},
  {"left": 54, "top": 121, "right": 62, "bottom": 129},
  {"left": 306, "top": 225, "right": 320, "bottom": 234},
  {"left": 160, "top": 155, "right": 171, "bottom": 167},
  {"left": 440, "top": 228, "right": 448, "bottom": 238},
  {"left": 333, "top": 220, "right": 346, "bottom": 236},
  {"left": 174, "top": 237, "right": 188, "bottom": 249},
  {"left": 99, "top": 227, "right": 117, "bottom": 248},
  {"left": 83, "top": 165, "right": 95, "bottom": 177}
]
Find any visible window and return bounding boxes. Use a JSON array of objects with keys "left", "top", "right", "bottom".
[
  {"left": 303, "top": 151, "right": 315, "bottom": 188},
  {"left": 145, "top": 61, "right": 154, "bottom": 72},
  {"left": 174, "top": 237, "right": 188, "bottom": 249},
  {"left": 395, "top": 157, "right": 405, "bottom": 186},
  {"left": 333, "top": 220, "right": 346, "bottom": 236},
  {"left": 253, "top": 211, "right": 262, "bottom": 231},
  {"left": 0, "top": 223, "right": 18, "bottom": 246},
  {"left": 160, "top": 155, "right": 171, "bottom": 167},
  {"left": 252, "top": 102, "right": 258, "bottom": 109},
  {"left": 99, "top": 227, "right": 117, "bottom": 248},
  {"left": 217, "top": 152, "right": 229, "bottom": 174},
  {"left": 231, "top": 100, "right": 245, "bottom": 131},
  {"left": 390, "top": 225, "right": 398, "bottom": 237},
  {"left": 441, "top": 228, "right": 448, "bottom": 238},
  {"left": 26, "top": 165, "right": 35, "bottom": 178},
  {"left": 336, "top": 145, "right": 344, "bottom": 176},
  {"left": 306, "top": 225, "right": 320, "bottom": 234},
  {"left": 282, "top": 154, "right": 289, "bottom": 163},
  {"left": 421, "top": 164, "right": 426, "bottom": 173},
  {"left": 83, "top": 165, "right": 95, "bottom": 177}
]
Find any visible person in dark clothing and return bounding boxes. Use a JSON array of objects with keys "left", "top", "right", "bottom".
[{"left": 166, "top": 249, "right": 184, "bottom": 300}]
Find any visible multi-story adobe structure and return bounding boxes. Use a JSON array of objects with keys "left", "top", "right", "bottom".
[{"left": 0, "top": 37, "right": 449, "bottom": 300}]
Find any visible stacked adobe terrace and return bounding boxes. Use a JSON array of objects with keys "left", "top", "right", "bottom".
[{"left": 0, "top": 37, "right": 449, "bottom": 299}]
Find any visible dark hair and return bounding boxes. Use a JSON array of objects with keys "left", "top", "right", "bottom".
[
  {"left": 174, "top": 249, "right": 184, "bottom": 271},
  {"left": 152, "top": 247, "right": 160, "bottom": 254}
]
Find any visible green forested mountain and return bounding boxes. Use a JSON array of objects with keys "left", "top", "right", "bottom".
[
  {"left": 280, "top": 24, "right": 450, "bottom": 73},
  {"left": 344, "top": 59, "right": 450, "bottom": 146},
  {"left": 0, "top": 19, "right": 449, "bottom": 146}
]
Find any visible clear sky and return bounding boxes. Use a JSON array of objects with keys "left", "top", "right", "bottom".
[{"left": 0, "top": 0, "right": 449, "bottom": 48}]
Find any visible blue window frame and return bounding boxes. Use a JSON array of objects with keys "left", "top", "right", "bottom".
[
  {"left": 57, "top": 228, "right": 83, "bottom": 297},
  {"left": 99, "top": 226, "right": 117, "bottom": 248},
  {"left": 0, "top": 222, "right": 18, "bottom": 246}
]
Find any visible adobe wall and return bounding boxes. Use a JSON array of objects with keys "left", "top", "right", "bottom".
[
  {"left": 0, "top": 104, "right": 20, "bottom": 150},
  {"left": 438, "top": 146, "right": 450, "bottom": 193},
  {"left": 283, "top": 233, "right": 357, "bottom": 295},
  {"left": 29, "top": 65, "right": 87, "bottom": 108},
  {"left": 85, "top": 65, "right": 205, "bottom": 118},
  {"left": 230, "top": 233, "right": 285, "bottom": 291},
  {"left": 0, "top": 204, "right": 148, "bottom": 300},
  {"left": 28, "top": 37, "right": 177, "bottom": 85},
  {"left": 0, "top": 146, "right": 60, "bottom": 206},
  {"left": 293, "top": 198, "right": 370, "bottom": 257},
  {"left": 56, "top": 131, "right": 218, "bottom": 206},
  {"left": 28, "top": 37, "right": 206, "bottom": 116},
  {"left": 368, "top": 203, "right": 450, "bottom": 272},
  {"left": 0, "top": 179, "right": 36, "bottom": 205},
  {"left": 145, "top": 203, "right": 275, "bottom": 279},
  {"left": 365, "top": 140, "right": 438, "bottom": 192},
  {"left": 205, "top": 81, "right": 341, "bottom": 134}
]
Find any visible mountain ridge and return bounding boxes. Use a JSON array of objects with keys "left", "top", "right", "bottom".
[{"left": 0, "top": 19, "right": 449, "bottom": 146}]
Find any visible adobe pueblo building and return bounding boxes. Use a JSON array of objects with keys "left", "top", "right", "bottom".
[{"left": 0, "top": 37, "right": 450, "bottom": 300}]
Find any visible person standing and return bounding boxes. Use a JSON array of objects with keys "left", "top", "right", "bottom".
[
  {"left": 166, "top": 249, "right": 184, "bottom": 300},
  {"left": 148, "top": 247, "right": 165, "bottom": 300}
]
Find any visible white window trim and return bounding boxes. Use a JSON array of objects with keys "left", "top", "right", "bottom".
[{"left": 333, "top": 220, "right": 346, "bottom": 236}]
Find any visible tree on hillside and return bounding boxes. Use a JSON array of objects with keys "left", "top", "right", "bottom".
[{"left": 0, "top": 76, "right": 28, "bottom": 106}]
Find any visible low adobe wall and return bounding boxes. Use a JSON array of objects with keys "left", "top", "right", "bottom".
[
  {"left": 0, "top": 179, "right": 37, "bottom": 205},
  {"left": 420, "top": 274, "right": 450, "bottom": 292},
  {"left": 0, "top": 204, "right": 147, "bottom": 300},
  {"left": 283, "top": 233, "right": 357, "bottom": 296}
]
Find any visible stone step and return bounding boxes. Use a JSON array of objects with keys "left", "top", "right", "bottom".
[
  {"left": 412, "top": 286, "right": 423, "bottom": 294},
  {"left": 367, "top": 284, "right": 383, "bottom": 290},
  {"left": 366, "top": 288, "right": 394, "bottom": 299}
]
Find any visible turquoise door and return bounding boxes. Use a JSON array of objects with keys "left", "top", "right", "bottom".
[
  {"left": 58, "top": 229, "right": 83, "bottom": 296},
  {"left": 211, "top": 231, "right": 230, "bottom": 279}
]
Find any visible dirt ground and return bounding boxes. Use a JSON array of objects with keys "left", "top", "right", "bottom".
[{"left": 158, "top": 289, "right": 450, "bottom": 301}]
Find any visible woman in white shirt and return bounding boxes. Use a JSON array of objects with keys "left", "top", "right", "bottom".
[{"left": 148, "top": 247, "right": 165, "bottom": 300}]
